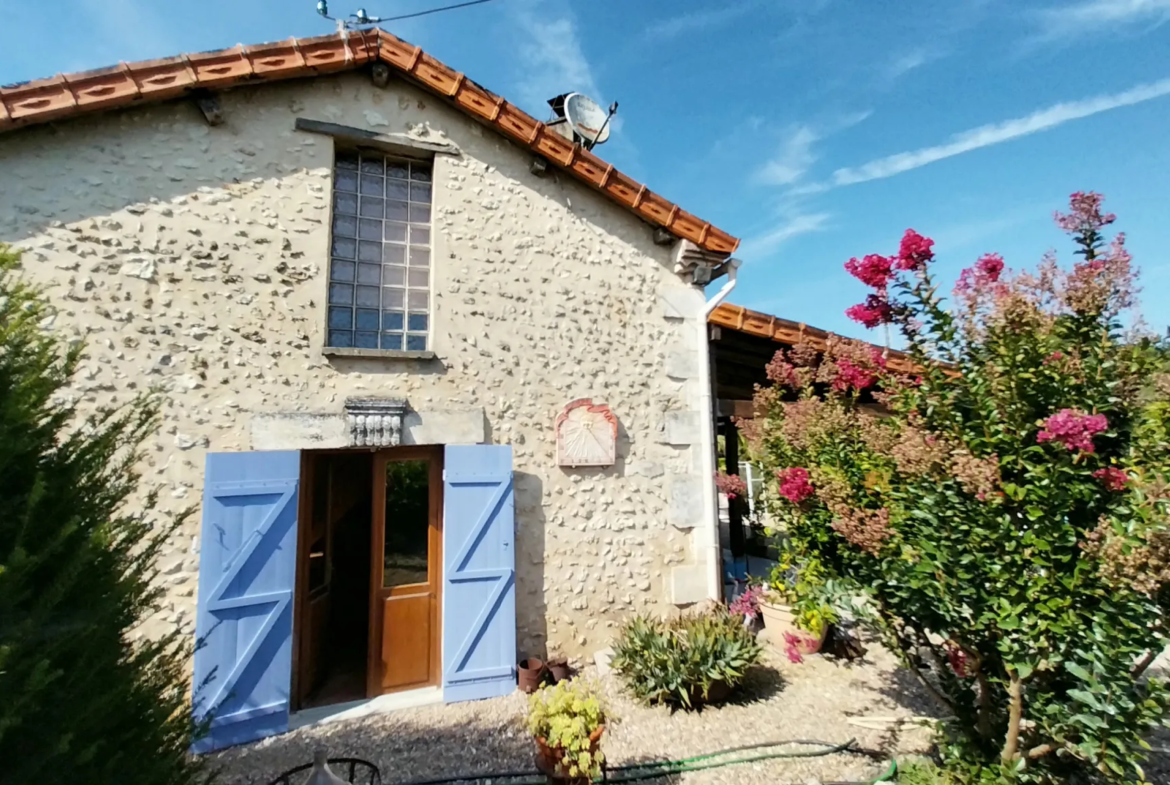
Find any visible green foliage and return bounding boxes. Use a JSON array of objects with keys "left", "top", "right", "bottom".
[
  {"left": 899, "top": 759, "right": 955, "bottom": 785},
  {"left": 527, "top": 678, "right": 608, "bottom": 780},
  {"left": 751, "top": 197, "right": 1170, "bottom": 783},
  {"left": 766, "top": 550, "right": 840, "bottom": 635},
  {"left": 610, "top": 607, "right": 764, "bottom": 709},
  {"left": 0, "top": 245, "right": 206, "bottom": 783}
]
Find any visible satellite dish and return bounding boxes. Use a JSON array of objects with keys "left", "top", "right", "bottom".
[{"left": 563, "top": 93, "right": 612, "bottom": 146}]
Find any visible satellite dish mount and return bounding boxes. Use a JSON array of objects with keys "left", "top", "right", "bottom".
[{"left": 561, "top": 93, "right": 618, "bottom": 151}]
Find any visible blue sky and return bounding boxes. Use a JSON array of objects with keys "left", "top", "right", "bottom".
[{"left": 3, "top": 0, "right": 1169, "bottom": 342}]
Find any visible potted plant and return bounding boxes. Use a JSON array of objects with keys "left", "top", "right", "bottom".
[
  {"left": 527, "top": 678, "right": 607, "bottom": 785},
  {"left": 758, "top": 555, "right": 837, "bottom": 657},
  {"left": 610, "top": 607, "right": 763, "bottom": 709}
]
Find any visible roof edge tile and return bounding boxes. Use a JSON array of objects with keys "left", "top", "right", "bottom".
[
  {"left": 0, "top": 27, "right": 739, "bottom": 254},
  {"left": 709, "top": 303, "right": 920, "bottom": 374}
]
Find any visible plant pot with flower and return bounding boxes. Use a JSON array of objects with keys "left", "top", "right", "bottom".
[
  {"left": 759, "top": 556, "right": 837, "bottom": 658},
  {"left": 527, "top": 678, "right": 609, "bottom": 785}
]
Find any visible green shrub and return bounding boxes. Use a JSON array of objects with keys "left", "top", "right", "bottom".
[
  {"left": 610, "top": 607, "right": 763, "bottom": 709},
  {"left": 0, "top": 244, "right": 205, "bottom": 783},
  {"left": 749, "top": 194, "right": 1170, "bottom": 783},
  {"left": 899, "top": 759, "right": 953, "bottom": 785}
]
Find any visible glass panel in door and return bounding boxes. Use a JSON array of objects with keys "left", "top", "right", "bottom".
[{"left": 382, "top": 459, "right": 430, "bottom": 588}]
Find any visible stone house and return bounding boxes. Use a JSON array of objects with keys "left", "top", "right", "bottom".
[{"left": 0, "top": 29, "right": 741, "bottom": 750}]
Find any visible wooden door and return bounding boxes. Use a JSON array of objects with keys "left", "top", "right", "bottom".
[
  {"left": 368, "top": 447, "right": 442, "bottom": 695},
  {"left": 294, "top": 453, "right": 332, "bottom": 708}
]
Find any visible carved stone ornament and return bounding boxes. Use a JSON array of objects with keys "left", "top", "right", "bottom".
[
  {"left": 344, "top": 397, "right": 408, "bottom": 447},
  {"left": 555, "top": 399, "right": 617, "bottom": 468}
]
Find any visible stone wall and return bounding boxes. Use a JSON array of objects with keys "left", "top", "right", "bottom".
[{"left": 0, "top": 72, "right": 714, "bottom": 661}]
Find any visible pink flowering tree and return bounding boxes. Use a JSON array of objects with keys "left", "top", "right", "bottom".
[{"left": 748, "top": 193, "right": 1170, "bottom": 783}]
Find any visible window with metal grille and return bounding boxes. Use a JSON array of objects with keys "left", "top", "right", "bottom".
[{"left": 326, "top": 151, "right": 432, "bottom": 351}]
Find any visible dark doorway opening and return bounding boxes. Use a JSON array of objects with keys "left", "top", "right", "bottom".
[
  {"left": 294, "top": 447, "right": 444, "bottom": 712},
  {"left": 297, "top": 451, "right": 374, "bottom": 710}
]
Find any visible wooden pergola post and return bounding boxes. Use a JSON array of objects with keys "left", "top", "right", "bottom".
[{"left": 721, "top": 416, "right": 746, "bottom": 559}]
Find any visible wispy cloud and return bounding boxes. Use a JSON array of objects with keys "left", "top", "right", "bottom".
[
  {"left": 880, "top": 48, "right": 942, "bottom": 83},
  {"left": 1035, "top": 0, "right": 1170, "bottom": 40},
  {"left": 756, "top": 125, "right": 820, "bottom": 186},
  {"left": 831, "top": 77, "right": 1170, "bottom": 186},
  {"left": 740, "top": 211, "right": 831, "bottom": 258},
  {"left": 755, "top": 112, "right": 871, "bottom": 187},
  {"left": 513, "top": 13, "right": 603, "bottom": 112},
  {"left": 643, "top": 3, "right": 755, "bottom": 42}
]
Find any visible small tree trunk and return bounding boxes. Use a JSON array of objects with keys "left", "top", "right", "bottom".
[
  {"left": 977, "top": 670, "right": 993, "bottom": 740},
  {"left": 1001, "top": 672, "right": 1023, "bottom": 764}
]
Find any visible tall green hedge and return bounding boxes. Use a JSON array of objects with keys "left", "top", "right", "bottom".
[{"left": 0, "top": 243, "right": 207, "bottom": 783}]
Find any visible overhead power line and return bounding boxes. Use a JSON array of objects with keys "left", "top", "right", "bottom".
[
  {"left": 381, "top": 0, "right": 500, "bottom": 23},
  {"left": 317, "top": 0, "right": 501, "bottom": 28}
]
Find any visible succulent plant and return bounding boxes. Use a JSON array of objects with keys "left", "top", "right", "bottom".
[{"left": 610, "top": 607, "right": 764, "bottom": 709}]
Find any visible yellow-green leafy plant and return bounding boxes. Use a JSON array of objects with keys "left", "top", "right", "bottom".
[
  {"left": 527, "top": 677, "right": 608, "bottom": 780},
  {"left": 766, "top": 551, "right": 839, "bottom": 636}
]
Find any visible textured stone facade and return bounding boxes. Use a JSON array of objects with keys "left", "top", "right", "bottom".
[{"left": 0, "top": 72, "right": 713, "bottom": 661}]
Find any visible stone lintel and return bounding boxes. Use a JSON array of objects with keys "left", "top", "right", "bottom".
[{"left": 251, "top": 408, "right": 486, "bottom": 451}]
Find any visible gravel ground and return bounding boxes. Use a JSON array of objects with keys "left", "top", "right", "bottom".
[{"left": 210, "top": 639, "right": 943, "bottom": 785}]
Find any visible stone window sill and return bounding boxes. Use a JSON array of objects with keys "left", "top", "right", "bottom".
[{"left": 323, "top": 348, "right": 437, "bottom": 361}]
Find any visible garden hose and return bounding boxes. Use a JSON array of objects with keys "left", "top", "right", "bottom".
[{"left": 399, "top": 737, "right": 897, "bottom": 785}]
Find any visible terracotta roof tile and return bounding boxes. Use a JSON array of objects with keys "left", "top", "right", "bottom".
[
  {"left": 708, "top": 303, "right": 920, "bottom": 374},
  {"left": 0, "top": 28, "right": 739, "bottom": 254}
]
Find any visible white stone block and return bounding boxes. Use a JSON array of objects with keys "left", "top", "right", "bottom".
[
  {"left": 670, "top": 563, "right": 708, "bottom": 605},
  {"left": 658, "top": 286, "right": 705, "bottom": 320},
  {"left": 402, "top": 408, "right": 486, "bottom": 446},
  {"left": 665, "top": 350, "right": 698, "bottom": 380},
  {"left": 668, "top": 474, "right": 704, "bottom": 529},
  {"left": 662, "top": 410, "right": 700, "bottom": 446},
  {"left": 250, "top": 412, "right": 348, "bottom": 450}
]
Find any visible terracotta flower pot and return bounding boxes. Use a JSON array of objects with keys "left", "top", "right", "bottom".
[
  {"left": 518, "top": 658, "right": 545, "bottom": 693},
  {"left": 758, "top": 599, "right": 828, "bottom": 655},
  {"left": 534, "top": 724, "right": 606, "bottom": 785},
  {"left": 547, "top": 658, "right": 570, "bottom": 684}
]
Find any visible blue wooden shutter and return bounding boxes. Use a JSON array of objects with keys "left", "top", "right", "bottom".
[
  {"left": 442, "top": 445, "right": 516, "bottom": 702},
  {"left": 191, "top": 451, "right": 300, "bottom": 753}
]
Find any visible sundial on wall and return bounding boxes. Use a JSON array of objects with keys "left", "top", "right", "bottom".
[{"left": 555, "top": 399, "right": 617, "bottom": 468}]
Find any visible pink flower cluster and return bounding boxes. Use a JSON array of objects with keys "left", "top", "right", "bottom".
[
  {"left": 897, "top": 229, "right": 935, "bottom": 271},
  {"left": 715, "top": 471, "right": 749, "bottom": 500},
  {"left": 844, "top": 254, "right": 894, "bottom": 289},
  {"left": 1092, "top": 467, "right": 1128, "bottom": 492},
  {"left": 777, "top": 467, "right": 815, "bottom": 503},
  {"left": 1036, "top": 409, "right": 1108, "bottom": 453},
  {"left": 953, "top": 253, "right": 1007, "bottom": 305},
  {"left": 832, "top": 358, "right": 877, "bottom": 392},
  {"left": 728, "top": 585, "right": 763, "bottom": 621},
  {"left": 944, "top": 642, "right": 973, "bottom": 679},
  {"left": 782, "top": 631, "right": 806, "bottom": 664},
  {"left": 845, "top": 294, "right": 894, "bottom": 328},
  {"left": 844, "top": 229, "right": 933, "bottom": 328},
  {"left": 1063, "top": 232, "right": 1136, "bottom": 317},
  {"left": 1054, "top": 191, "right": 1116, "bottom": 234}
]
